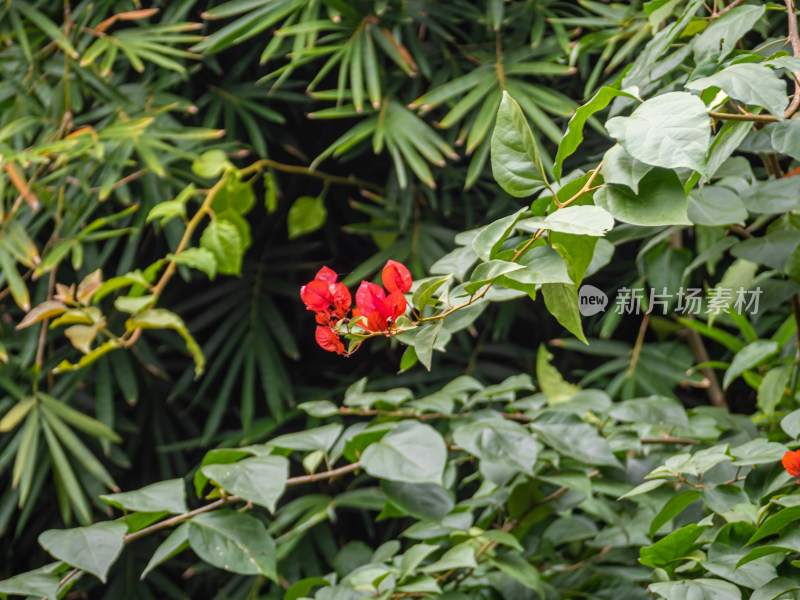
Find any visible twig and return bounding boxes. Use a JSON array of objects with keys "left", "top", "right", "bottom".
[
  {"left": 641, "top": 435, "right": 700, "bottom": 445},
  {"left": 58, "top": 462, "right": 362, "bottom": 589},
  {"left": 682, "top": 319, "right": 728, "bottom": 409},
  {"left": 626, "top": 312, "right": 650, "bottom": 377},
  {"left": 710, "top": 0, "right": 746, "bottom": 20},
  {"left": 238, "top": 158, "right": 382, "bottom": 193},
  {"left": 784, "top": 0, "right": 800, "bottom": 118},
  {"left": 122, "top": 175, "right": 226, "bottom": 348},
  {"left": 707, "top": 111, "right": 781, "bottom": 123}
]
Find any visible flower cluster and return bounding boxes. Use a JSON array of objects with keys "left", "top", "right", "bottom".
[
  {"left": 300, "top": 266, "right": 351, "bottom": 354},
  {"left": 300, "top": 261, "right": 412, "bottom": 354}
]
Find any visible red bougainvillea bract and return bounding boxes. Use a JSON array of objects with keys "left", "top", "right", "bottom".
[
  {"left": 300, "top": 261, "right": 412, "bottom": 354},
  {"left": 783, "top": 450, "right": 800, "bottom": 482}
]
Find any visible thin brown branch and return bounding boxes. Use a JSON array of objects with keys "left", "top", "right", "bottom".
[
  {"left": 641, "top": 435, "right": 700, "bottom": 445},
  {"left": 626, "top": 312, "right": 650, "bottom": 377},
  {"left": 784, "top": 0, "right": 800, "bottom": 117},
  {"left": 710, "top": 0, "right": 746, "bottom": 20},
  {"left": 239, "top": 158, "right": 383, "bottom": 193},
  {"left": 707, "top": 110, "right": 781, "bottom": 123},
  {"left": 682, "top": 320, "right": 728, "bottom": 409},
  {"left": 57, "top": 461, "right": 363, "bottom": 589}
]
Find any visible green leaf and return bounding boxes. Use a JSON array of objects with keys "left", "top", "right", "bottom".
[
  {"left": 126, "top": 309, "right": 205, "bottom": 377},
  {"left": 0, "top": 397, "right": 35, "bottom": 432},
  {"left": 686, "top": 64, "right": 787, "bottom": 119},
  {"left": 639, "top": 523, "right": 705, "bottom": 569},
  {"left": 200, "top": 220, "right": 243, "bottom": 276},
  {"left": 13, "top": 3, "right": 79, "bottom": 58},
  {"left": 723, "top": 340, "right": 778, "bottom": 389},
  {"left": 270, "top": 424, "right": 342, "bottom": 452},
  {"left": 610, "top": 396, "right": 688, "bottom": 428},
  {"left": 147, "top": 199, "right": 187, "bottom": 227},
  {"left": 421, "top": 543, "right": 477, "bottom": 573},
  {"left": 491, "top": 92, "right": 545, "bottom": 197},
  {"left": 496, "top": 246, "right": 573, "bottom": 297},
  {"left": 488, "top": 552, "right": 543, "bottom": 596},
  {"left": 381, "top": 481, "right": 454, "bottom": 522},
  {"left": 731, "top": 230, "right": 800, "bottom": 272},
  {"left": 650, "top": 579, "right": 741, "bottom": 600},
  {"left": 454, "top": 418, "right": 538, "bottom": 474},
  {"left": 736, "top": 530, "right": 800, "bottom": 568},
  {"left": 688, "top": 186, "right": 748, "bottom": 226},
  {"left": 361, "top": 421, "right": 447, "bottom": 485},
  {"left": 554, "top": 87, "right": 640, "bottom": 179},
  {"left": 298, "top": 400, "right": 340, "bottom": 418},
  {"left": 619, "top": 479, "right": 666, "bottom": 500},
  {"left": 730, "top": 438, "right": 786, "bottom": 466},
  {"left": 0, "top": 247, "right": 30, "bottom": 311},
  {"left": 748, "top": 505, "right": 800, "bottom": 545},
  {"left": 16, "top": 301, "right": 68, "bottom": 330},
  {"left": 649, "top": 490, "right": 701, "bottom": 538},
  {"left": 536, "top": 345, "right": 580, "bottom": 404},
  {"left": 411, "top": 275, "right": 451, "bottom": 311},
  {"left": 464, "top": 260, "right": 524, "bottom": 294},
  {"left": 41, "top": 407, "right": 115, "bottom": 490},
  {"left": 189, "top": 511, "right": 277, "bottom": 579},
  {"left": 758, "top": 365, "right": 792, "bottom": 418},
  {"left": 202, "top": 456, "right": 288, "bottom": 513},
  {"left": 38, "top": 521, "right": 127, "bottom": 583},
  {"left": 605, "top": 92, "right": 710, "bottom": 175},
  {"left": 693, "top": 4, "right": 765, "bottom": 63},
  {"left": 518, "top": 206, "right": 614, "bottom": 237},
  {"left": 413, "top": 322, "right": 444, "bottom": 371},
  {"left": 287, "top": 196, "right": 327, "bottom": 239},
  {"left": 542, "top": 283, "right": 587, "bottom": 344},
  {"left": 283, "top": 577, "right": 331, "bottom": 600},
  {"left": 192, "top": 149, "right": 230, "bottom": 178},
  {"left": 39, "top": 394, "right": 121, "bottom": 443},
  {"left": 141, "top": 522, "right": 190, "bottom": 579},
  {"left": 781, "top": 409, "right": 800, "bottom": 439},
  {"left": 473, "top": 207, "right": 528, "bottom": 261},
  {"left": 771, "top": 119, "right": 800, "bottom": 161},
  {"left": 740, "top": 178, "right": 800, "bottom": 214},
  {"left": 595, "top": 170, "right": 691, "bottom": 226},
  {"left": 0, "top": 569, "right": 59, "bottom": 600},
  {"left": 169, "top": 248, "right": 217, "bottom": 280},
  {"left": 101, "top": 479, "right": 188, "bottom": 514},
  {"left": 601, "top": 144, "right": 653, "bottom": 194},
  {"left": 530, "top": 412, "right": 620, "bottom": 467},
  {"left": 750, "top": 578, "right": 800, "bottom": 600}
]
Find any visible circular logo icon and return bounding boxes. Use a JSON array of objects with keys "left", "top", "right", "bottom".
[{"left": 578, "top": 284, "right": 608, "bottom": 316}]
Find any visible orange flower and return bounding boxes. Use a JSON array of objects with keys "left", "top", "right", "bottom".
[{"left": 782, "top": 450, "right": 800, "bottom": 481}]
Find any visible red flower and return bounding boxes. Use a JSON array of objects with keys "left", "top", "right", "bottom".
[
  {"left": 300, "top": 267, "right": 351, "bottom": 324},
  {"left": 315, "top": 326, "right": 345, "bottom": 354},
  {"left": 354, "top": 280, "right": 408, "bottom": 332},
  {"left": 783, "top": 450, "right": 800, "bottom": 481},
  {"left": 382, "top": 260, "right": 412, "bottom": 294}
]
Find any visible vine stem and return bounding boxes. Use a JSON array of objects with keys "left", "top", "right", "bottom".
[
  {"left": 710, "top": 0, "right": 746, "bottom": 20},
  {"left": 57, "top": 462, "right": 362, "bottom": 588},
  {"left": 415, "top": 162, "right": 604, "bottom": 328},
  {"left": 707, "top": 111, "right": 781, "bottom": 123},
  {"left": 238, "top": 158, "right": 382, "bottom": 192},
  {"left": 783, "top": 0, "right": 800, "bottom": 118},
  {"left": 120, "top": 175, "right": 226, "bottom": 348}
]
